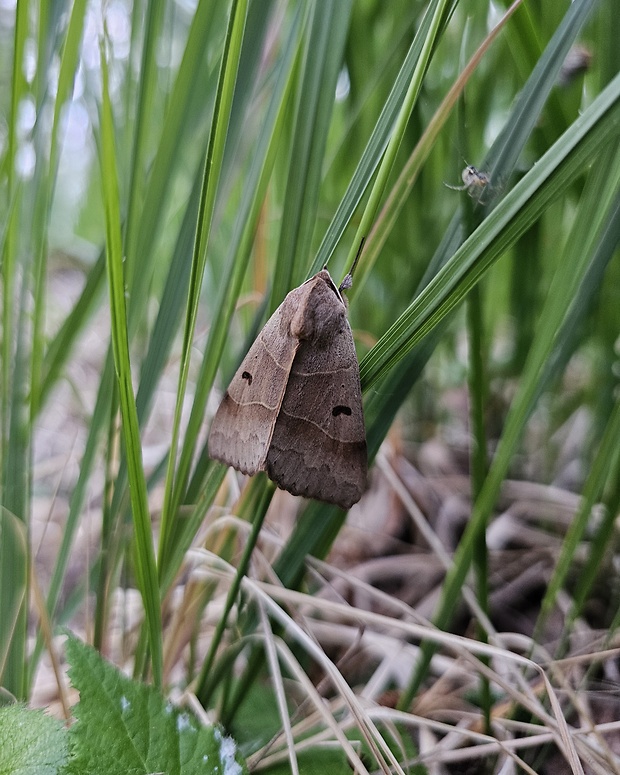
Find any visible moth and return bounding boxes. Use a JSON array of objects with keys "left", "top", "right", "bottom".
[{"left": 208, "top": 268, "right": 367, "bottom": 509}]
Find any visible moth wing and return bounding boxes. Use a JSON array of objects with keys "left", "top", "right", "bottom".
[
  {"left": 266, "top": 286, "right": 367, "bottom": 509},
  {"left": 208, "top": 293, "right": 301, "bottom": 475}
]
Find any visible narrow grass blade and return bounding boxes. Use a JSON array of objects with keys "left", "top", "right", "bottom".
[
  {"left": 307, "top": 0, "right": 459, "bottom": 279},
  {"left": 122, "top": 0, "right": 166, "bottom": 290},
  {"left": 345, "top": 0, "right": 452, "bottom": 290},
  {"left": 158, "top": 0, "right": 249, "bottom": 561},
  {"left": 271, "top": 0, "right": 351, "bottom": 304},
  {"left": 537, "top": 182, "right": 620, "bottom": 632},
  {"left": 99, "top": 38, "right": 163, "bottom": 686},
  {"left": 0, "top": 0, "right": 33, "bottom": 700}
]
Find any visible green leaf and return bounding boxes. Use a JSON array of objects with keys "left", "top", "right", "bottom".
[
  {"left": 65, "top": 635, "right": 247, "bottom": 775},
  {"left": 0, "top": 704, "right": 68, "bottom": 775}
]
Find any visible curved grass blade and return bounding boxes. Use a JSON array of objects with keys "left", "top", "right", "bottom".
[{"left": 536, "top": 174, "right": 620, "bottom": 635}]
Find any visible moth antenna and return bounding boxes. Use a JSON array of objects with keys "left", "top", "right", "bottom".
[{"left": 339, "top": 237, "right": 365, "bottom": 292}]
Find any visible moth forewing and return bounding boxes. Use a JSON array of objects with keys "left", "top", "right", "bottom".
[{"left": 207, "top": 296, "right": 301, "bottom": 474}]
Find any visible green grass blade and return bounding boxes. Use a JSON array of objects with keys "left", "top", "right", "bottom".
[
  {"left": 106, "top": 160, "right": 205, "bottom": 530},
  {"left": 99, "top": 38, "right": 163, "bottom": 686},
  {"left": 346, "top": 0, "right": 451, "bottom": 290},
  {"left": 537, "top": 180, "right": 620, "bottom": 632},
  {"left": 485, "top": 0, "right": 597, "bottom": 183},
  {"left": 125, "top": 0, "right": 221, "bottom": 310},
  {"left": 220, "top": 0, "right": 277, "bottom": 183},
  {"left": 159, "top": 0, "right": 249, "bottom": 559},
  {"left": 576, "top": 428, "right": 620, "bottom": 639},
  {"left": 271, "top": 0, "right": 351, "bottom": 304},
  {"left": 0, "top": 509, "right": 27, "bottom": 686},
  {"left": 30, "top": 0, "right": 88, "bottom": 416},
  {"left": 122, "top": 0, "right": 165, "bottom": 290},
  {"left": 0, "top": 0, "right": 32, "bottom": 700},
  {"left": 307, "top": 0, "right": 458, "bottom": 279},
  {"left": 555, "top": 396, "right": 620, "bottom": 641}
]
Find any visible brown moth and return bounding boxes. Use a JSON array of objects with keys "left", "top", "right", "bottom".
[{"left": 208, "top": 269, "right": 367, "bottom": 509}]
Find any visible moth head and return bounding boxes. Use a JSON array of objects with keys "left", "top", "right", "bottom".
[{"left": 290, "top": 270, "right": 346, "bottom": 343}]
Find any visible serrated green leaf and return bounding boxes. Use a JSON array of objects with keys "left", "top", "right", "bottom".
[
  {"left": 65, "top": 635, "right": 247, "bottom": 775},
  {"left": 0, "top": 704, "right": 68, "bottom": 775}
]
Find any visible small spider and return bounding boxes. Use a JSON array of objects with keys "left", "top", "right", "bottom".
[
  {"left": 445, "top": 164, "right": 490, "bottom": 192},
  {"left": 445, "top": 164, "right": 492, "bottom": 203}
]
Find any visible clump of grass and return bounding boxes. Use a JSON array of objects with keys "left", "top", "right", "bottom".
[{"left": 1, "top": 0, "right": 619, "bottom": 772}]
